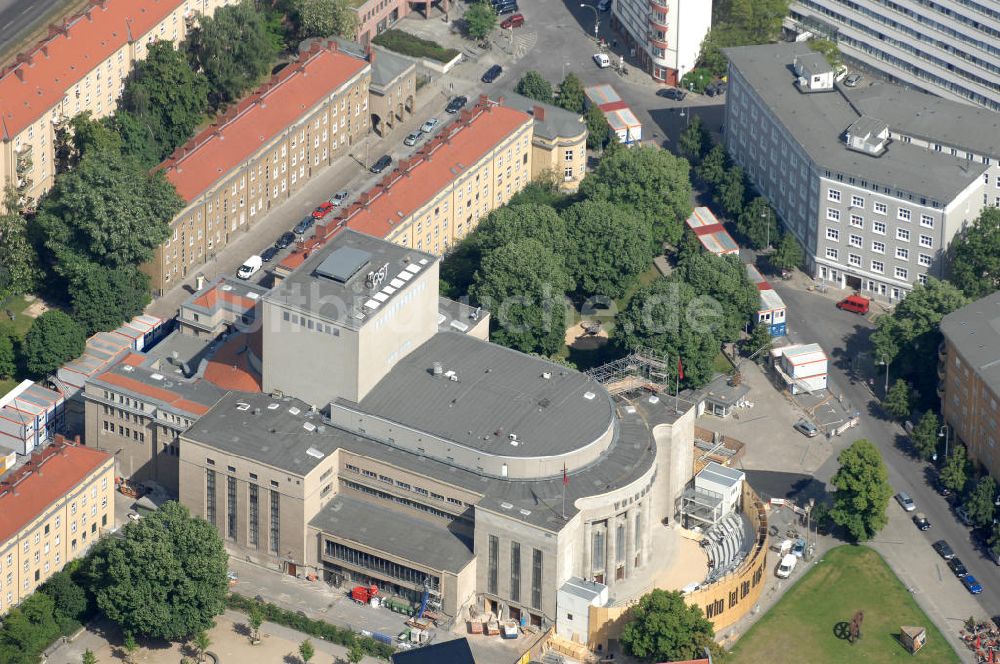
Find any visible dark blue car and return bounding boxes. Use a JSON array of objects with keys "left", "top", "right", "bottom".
[{"left": 963, "top": 574, "right": 984, "bottom": 594}]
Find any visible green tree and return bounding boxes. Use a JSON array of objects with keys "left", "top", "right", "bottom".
[
  {"left": 678, "top": 115, "right": 709, "bottom": 163},
  {"left": 299, "top": 638, "right": 315, "bottom": 663},
  {"left": 470, "top": 238, "right": 572, "bottom": 355},
  {"left": 290, "top": 0, "right": 358, "bottom": 39},
  {"left": 83, "top": 649, "right": 97, "bottom": 664},
  {"left": 185, "top": 0, "right": 279, "bottom": 110},
  {"left": 247, "top": 603, "right": 263, "bottom": 642},
  {"left": 54, "top": 112, "right": 124, "bottom": 173},
  {"left": 675, "top": 252, "right": 759, "bottom": 342},
  {"left": 616, "top": 278, "right": 724, "bottom": 388},
  {"left": 910, "top": 411, "right": 939, "bottom": 461},
  {"left": 515, "top": 70, "right": 554, "bottom": 103},
  {"left": 507, "top": 171, "right": 566, "bottom": 209},
  {"left": 770, "top": 232, "right": 803, "bottom": 271},
  {"left": 122, "top": 633, "right": 138, "bottom": 664},
  {"left": 71, "top": 265, "right": 152, "bottom": 335},
  {"left": 347, "top": 642, "right": 365, "bottom": 664},
  {"left": 988, "top": 523, "right": 1000, "bottom": 562},
  {"left": 808, "top": 38, "right": 842, "bottom": 67},
  {"left": 695, "top": 144, "right": 727, "bottom": 187},
  {"left": 119, "top": 41, "right": 210, "bottom": 164},
  {"left": 737, "top": 196, "right": 778, "bottom": 249},
  {"left": 0, "top": 187, "right": 39, "bottom": 302},
  {"left": 464, "top": 1, "right": 498, "bottom": 40},
  {"left": 939, "top": 444, "right": 968, "bottom": 495},
  {"left": 88, "top": 501, "right": 229, "bottom": 641},
  {"left": 0, "top": 328, "right": 15, "bottom": 379},
  {"left": 556, "top": 73, "right": 586, "bottom": 113},
  {"left": 716, "top": 166, "right": 746, "bottom": 217},
  {"left": 584, "top": 104, "right": 610, "bottom": 149},
  {"left": 193, "top": 630, "right": 212, "bottom": 663},
  {"left": 949, "top": 207, "right": 1000, "bottom": 299},
  {"left": 883, "top": 379, "right": 912, "bottom": 420},
  {"left": 747, "top": 322, "right": 773, "bottom": 359},
  {"left": 22, "top": 311, "right": 86, "bottom": 378},
  {"left": 0, "top": 593, "right": 62, "bottom": 664},
  {"left": 829, "top": 439, "right": 894, "bottom": 541},
  {"left": 40, "top": 568, "right": 90, "bottom": 632},
  {"left": 578, "top": 145, "right": 693, "bottom": 245},
  {"left": 561, "top": 200, "right": 652, "bottom": 298},
  {"left": 619, "top": 589, "right": 715, "bottom": 662},
  {"left": 474, "top": 203, "right": 569, "bottom": 256},
  {"left": 963, "top": 476, "right": 997, "bottom": 529}
]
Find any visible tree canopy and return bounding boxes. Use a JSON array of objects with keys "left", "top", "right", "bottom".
[
  {"left": 71, "top": 265, "right": 152, "bottom": 336},
  {"left": 515, "top": 70, "right": 554, "bottom": 104},
  {"left": 0, "top": 187, "right": 39, "bottom": 302},
  {"left": 829, "top": 439, "right": 893, "bottom": 541},
  {"left": 949, "top": 207, "right": 1000, "bottom": 299},
  {"left": 697, "top": 0, "right": 791, "bottom": 76},
  {"left": 561, "top": 200, "right": 652, "bottom": 298},
  {"left": 557, "top": 73, "right": 585, "bottom": 113},
  {"left": 737, "top": 196, "right": 777, "bottom": 250},
  {"left": 185, "top": 0, "right": 279, "bottom": 110},
  {"left": 716, "top": 165, "right": 746, "bottom": 217},
  {"left": 882, "top": 379, "right": 912, "bottom": 420},
  {"left": 620, "top": 589, "right": 715, "bottom": 662},
  {"left": 0, "top": 592, "right": 62, "bottom": 664},
  {"left": 963, "top": 476, "right": 997, "bottom": 529},
  {"left": 770, "top": 232, "right": 803, "bottom": 271},
  {"left": 22, "top": 311, "right": 86, "bottom": 378},
  {"left": 578, "top": 146, "right": 693, "bottom": 245},
  {"left": 584, "top": 105, "right": 610, "bottom": 150},
  {"left": 88, "top": 501, "right": 228, "bottom": 640},
  {"left": 910, "top": 410, "right": 939, "bottom": 461},
  {"left": 464, "top": 1, "right": 498, "bottom": 40},
  {"left": 678, "top": 115, "right": 709, "bottom": 163},
  {"left": 939, "top": 443, "right": 968, "bottom": 494},
  {"left": 474, "top": 204, "right": 569, "bottom": 256},
  {"left": 0, "top": 328, "right": 15, "bottom": 379},
  {"left": 290, "top": 0, "right": 359, "bottom": 39},
  {"left": 470, "top": 238, "right": 572, "bottom": 355},
  {"left": 675, "top": 251, "right": 759, "bottom": 342}
]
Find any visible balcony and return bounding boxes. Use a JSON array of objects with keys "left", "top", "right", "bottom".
[
  {"left": 647, "top": 29, "right": 669, "bottom": 49},
  {"left": 648, "top": 10, "right": 669, "bottom": 30},
  {"left": 649, "top": 0, "right": 668, "bottom": 9}
]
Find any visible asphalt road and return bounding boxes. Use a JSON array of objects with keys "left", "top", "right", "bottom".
[
  {"left": 0, "top": 0, "right": 71, "bottom": 59},
  {"left": 774, "top": 279, "right": 1000, "bottom": 623}
]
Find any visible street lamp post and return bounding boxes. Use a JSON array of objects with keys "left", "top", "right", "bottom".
[
  {"left": 679, "top": 107, "right": 690, "bottom": 129},
  {"left": 580, "top": 3, "right": 599, "bottom": 40},
  {"left": 761, "top": 207, "right": 772, "bottom": 249},
  {"left": 937, "top": 424, "right": 950, "bottom": 461},
  {"left": 876, "top": 356, "right": 890, "bottom": 395}
]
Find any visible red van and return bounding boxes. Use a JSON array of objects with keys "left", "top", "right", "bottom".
[{"left": 836, "top": 295, "right": 870, "bottom": 314}]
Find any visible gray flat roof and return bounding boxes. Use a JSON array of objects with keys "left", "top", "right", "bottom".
[
  {"left": 437, "top": 297, "right": 483, "bottom": 334},
  {"left": 794, "top": 51, "right": 830, "bottom": 74},
  {"left": 560, "top": 576, "right": 606, "bottom": 602},
  {"left": 940, "top": 292, "right": 1000, "bottom": 395},
  {"left": 309, "top": 493, "right": 474, "bottom": 573},
  {"left": 370, "top": 46, "right": 415, "bottom": 89},
  {"left": 181, "top": 276, "right": 268, "bottom": 316},
  {"left": 698, "top": 461, "right": 744, "bottom": 488},
  {"left": 842, "top": 83, "right": 1000, "bottom": 158},
  {"left": 351, "top": 332, "right": 614, "bottom": 457},
  {"left": 264, "top": 230, "right": 437, "bottom": 330},
  {"left": 725, "top": 43, "right": 988, "bottom": 202},
  {"left": 502, "top": 91, "right": 587, "bottom": 141}
]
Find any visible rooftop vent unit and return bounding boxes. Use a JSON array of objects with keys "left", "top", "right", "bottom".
[
  {"left": 509, "top": 433, "right": 517, "bottom": 442},
  {"left": 236, "top": 402, "right": 251, "bottom": 411},
  {"left": 305, "top": 445, "right": 323, "bottom": 458},
  {"left": 314, "top": 246, "right": 372, "bottom": 283},
  {"left": 267, "top": 403, "right": 280, "bottom": 410},
  {"left": 583, "top": 391, "right": 596, "bottom": 400},
  {"left": 432, "top": 362, "right": 443, "bottom": 376},
  {"left": 449, "top": 320, "right": 469, "bottom": 332},
  {"left": 519, "top": 508, "right": 531, "bottom": 516},
  {"left": 648, "top": 395, "right": 660, "bottom": 404},
  {"left": 541, "top": 371, "right": 551, "bottom": 380},
  {"left": 624, "top": 405, "right": 637, "bottom": 414},
  {"left": 122, "top": 365, "right": 134, "bottom": 373},
  {"left": 500, "top": 502, "right": 514, "bottom": 510},
  {"left": 150, "top": 373, "right": 164, "bottom": 381},
  {"left": 288, "top": 406, "right": 301, "bottom": 416},
  {"left": 303, "top": 422, "right": 317, "bottom": 433}
]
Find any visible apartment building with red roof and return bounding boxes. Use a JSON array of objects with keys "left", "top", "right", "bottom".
[
  {"left": 0, "top": 0, "right": 236, "bottom": 208},
  {"left": 144, "top": 39, "right": 371, "bottom": 294},
  {"left": 0, "top": 437, "right": 113, "bottom": 615}
]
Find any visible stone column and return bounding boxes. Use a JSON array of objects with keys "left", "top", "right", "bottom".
[
  {"left": 642, "top": 498, "right": 652, "bottom": 567},
  {"left": 604, "top": 522, "right": 613, "bottom": 586},
  {"left": 582, "top": 520, "right": 592, "bottom": 580},
  {"left": 625, "top": 508, "right": 635, "bottom": 577}
]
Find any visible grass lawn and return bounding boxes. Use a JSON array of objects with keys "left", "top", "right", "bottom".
[
  {"left": 0, "top": 294, "right": 36, "bottom": 339},
  {"left": 712, "top": 351, "right": 734, "bottom": 375},
  {"left": 729, "top": 546, "right": 960, "bottom": 664}
]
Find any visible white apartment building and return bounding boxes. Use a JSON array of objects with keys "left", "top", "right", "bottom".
[
  {"left": 610, "top": 0, "right": 711, "bottom": 84},
  {"left": 724, "top": 43, "right": 1000, "bottom": 301},
  {"left": 787, "top": 0, "right": 1000, "bottom": 111}
]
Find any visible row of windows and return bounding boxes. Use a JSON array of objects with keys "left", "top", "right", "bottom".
[
  {"left": 325, "top": 540, "right": 440, "bottom": 589},
  {"left": 825, "top": 248, "right": 914, "bottom": 281},
  {"left": 825, "top": 191, "right": 939, "bottom": 226},
  {"left": 487, "top": 535, "right": 543, "bottom": 610},
  {"left": 340, "top": 479, "right": 466, "bottom": 523},
  {"left": 344, "top": 464, "right": 468, "bottom": 508},
  {"left": 283, "top": 311, "right": 341, "bottom": 337},
  {"left": 101, "top": 420, "right": 146, "bottom": 443},
  {"left": 826, "top": 225, "right": 935, "bottom": 248}
]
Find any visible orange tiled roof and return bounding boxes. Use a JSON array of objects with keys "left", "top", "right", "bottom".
[
  {"left": 98, "top": 371, "right": 213, "bottom": 416},
  {"left": 0, "top": 442, "right": 110, "bottom": 543},
  {"left": 192, "top": 285, "right": 258, "bottom": 314},
  {"left": 346, "top": 104, "right": 531, "bottom": 240},
  {"left": 160, "top": 41, "right": 368, "bottom": 202},
  {"left": 0, "top": 0, "right": 186, "bottom": 140},
  {"left": 203, "top": 333, "right": 262, "bottom": 392}
]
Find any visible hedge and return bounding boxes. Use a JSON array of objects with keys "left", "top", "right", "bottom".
[
  {"left": 372, "top": 29, "right": 460, "bottom": 63},
  {"left": 227, "top": 593, "right": 395, "bottom": 660}
]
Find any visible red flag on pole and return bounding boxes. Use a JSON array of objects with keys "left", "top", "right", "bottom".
[
  {"left": 563, "top": 463, "right": 569, "bottom": 486},
  {"left": 677, "top": 357, "right": 684, "bottom": 381}
]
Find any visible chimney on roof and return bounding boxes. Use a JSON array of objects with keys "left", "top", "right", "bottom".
[
  {"left": 532, "top": 105, "right": 545, "bottom": 121},
  {"left": 14, "top": 67, "right": 24, "bottom": 82}
]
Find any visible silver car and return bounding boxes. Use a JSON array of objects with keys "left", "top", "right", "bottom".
[
  {"left": 793, "top": 419, "right": 818, "bottom": 438},
  {"left": 895, "top": 491, "right": 916, "bottom": 512},
  {"left": 420, "top": 118, "right": 439, "bottom": 134}
]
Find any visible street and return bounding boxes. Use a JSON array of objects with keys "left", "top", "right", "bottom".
[
  {"left": 0, "top": 0, "right": 79, "bottom": 61},
  {"left": 774, "top": 277, "right": 999, "bottom": 641}
]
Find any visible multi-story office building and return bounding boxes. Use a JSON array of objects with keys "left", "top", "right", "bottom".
[
  {"left": 787, "top": 0, "right": 1000, "bottom": 112},
  {"left": 504, "top": 93, "right": 588, "bottom": 192},
  {"left": 724, "top": 43, "right": 1000, "bottom": 300},
  {"left": 939, "top": 292, "right": 1000, "bottom": 481},
  {"left": 0, "top": 438, "right": 114, "bottom": 615},
  {"left": 145, "top": 40, "right": 371, "bottom": 295},
  {"left": 177, "top": 229, "right": 693, "bottom": 627},
  {"left": 0, "top": 0, "right": 235, "bottom": 208},
  {"left": 611, "top": 0, "right": 712, "bottom": 84}
]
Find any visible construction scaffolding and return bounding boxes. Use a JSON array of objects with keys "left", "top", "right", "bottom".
[{"left": 586, "top": 346, "right": 670, "bottom": 397}]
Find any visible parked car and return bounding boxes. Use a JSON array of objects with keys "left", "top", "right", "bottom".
[
  {"left": 935, "top": 477, "right": 952, "bottom": 497},
  {"left": 705, "top": 82, "right": 719, "bottom": 96},
  {"left": 656, "top": 87, "right": 687, "bottom": 101},
  {"left": 947, "top": 557, "right": 968, "bottom": 577},
  {"left": 895, "top": 491, "right": 916, "bottom": 512},
  {"left": 837, "top": 295, "right": 870, "bottom": 314},
  {"left": 331, "top": 191, "right": 350, "bottom": 206},
  {"left": 844, "top": 73, "right": 863, "bottom": 87},
  {"left": 955, "top": 505, "right": 974, "bottom": 526},
  {"left": 500, "top": 13, "right": 524, "bottom": 29},
  {"left": 275, "top": 231, "right": 296, "bottom": 249},
  {"left": 593, "top": 53, "right": 611, "bottom": 69},
  {"left": 793, "top": 419, "right": 818, "bottom": 438},
  {"left": 792, "top": 538, "right": 806, "bottom": 558},
  {"left": 312, "top": 201, "right": 334, "bottom": 219},
  {"left": 293, "top": 216, "right": 314, "bottom": 235},
  {"left": 446, "top": 96, "right": 468, "bottom": 114},
  {"left": 370, "top": 154, "right": 392, "bottom": 173},
  {"left": 404, "top": 131, "right": 421, "bottom": 146},
  {"left": 912, "top": 513, "right": 931, "bottom": 530},
  {"left": 776, "top": 553, "right": 797, "bottom": 578},
  {"left": 482, "top": 64, "right": 503, "bottom": 83},
  {"left": 497, "top": 2, "right": 519, "bottom": 14},
  {"left": 962, "top": 574, "right": 984, "bottom": 594},
  {"left": 260, "top": 246, "right": 279, "bottom": 262},
  {"left": 932, "top": 539, "right": 955, "bottom": 559},
  {"left": 420, "top": 118, "right": 439, "bottom": 134},
  {"left": 237, "top": 255, "right": 263, "bottom": 280}
]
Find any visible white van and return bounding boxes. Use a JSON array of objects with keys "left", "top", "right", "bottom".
[
  {"left": 237, "top": 255, "right": 263, "bottom": 280},
  {"left": 593, "top": 53, "right": 610, "bottom": 69},
  {"left": 776, "top": 553, "right": 797, "bottom": 578}
]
